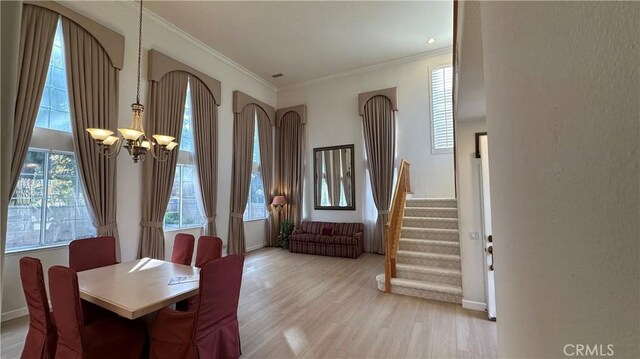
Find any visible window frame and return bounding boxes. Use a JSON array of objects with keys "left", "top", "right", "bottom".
[{"left": 429, "top": 64, "right": 454, "bottom": 155}]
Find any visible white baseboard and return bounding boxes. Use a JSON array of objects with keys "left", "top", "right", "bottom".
[
  {"left": 246, "top": 244, "right": 265, "bottom": 252},
  {"left": 462, "top": 299, "right": 487, "bottom": 312},
  {"left": 2, "top": 306, "right": 28, "bottom": 322}
]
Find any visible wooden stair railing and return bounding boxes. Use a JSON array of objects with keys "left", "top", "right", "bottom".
[{"left": 384, "top": 159, "right": 411, "bottom": 293}]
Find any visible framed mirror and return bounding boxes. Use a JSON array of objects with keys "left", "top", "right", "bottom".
[{"left": 313, "top": 144, "right": 355, "bottom": 210}]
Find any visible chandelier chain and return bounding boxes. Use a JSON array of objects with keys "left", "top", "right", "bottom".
[{"left": 136, "top": 0, "right": 143, "bottom": 104}]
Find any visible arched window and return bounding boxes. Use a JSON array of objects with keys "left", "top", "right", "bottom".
[{"left": 7, "top": 18, "right": 94, "bottom": 251}]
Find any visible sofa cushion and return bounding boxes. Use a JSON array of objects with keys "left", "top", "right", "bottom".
[
  {"left": 321, "top": 224, "right": 334, "bottom": 236},
  {"left": 290, "top": 233, "right": 324, "bottom": 243},
  {"left": 323, "top": 235, "right": 359, "bottom": 245},
  {"left": 299, "top": 221, "right": 324, "bottom": 235},
  {"left": 333, "top": 222, "right": 364, "bottom": 236}
]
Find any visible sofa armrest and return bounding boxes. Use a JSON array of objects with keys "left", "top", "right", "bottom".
[
  {"left": 292, "top": 229, "right": 304, "bottom": 235},
  {"left": 354, "top": 232, "right": 365, "bottom": 253}
]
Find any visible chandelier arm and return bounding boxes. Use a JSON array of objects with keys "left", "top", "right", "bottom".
[
  {"left": 99, "top": 138, "right": 124, "bottom": 158},
  {"left": 147, "top": 141, "right": 169, "bottom": 162}
]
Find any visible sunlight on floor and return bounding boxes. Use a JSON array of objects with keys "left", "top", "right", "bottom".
[{"left": 284, "top": 327, "right": 309, "bottom": 356}]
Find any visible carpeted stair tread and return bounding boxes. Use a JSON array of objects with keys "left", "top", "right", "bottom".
[
  {"left": 405, "top": 198, "right": 457, "bottom": 208},
  {"left": 403, "top": 216, "right": 458, "bottom": 222},
  {"left": 395, "top": 263, "right": 462, "bottom": 277},
  {"left": 390, "top": 278, "right": 463, "bottom": 296},
  {"left": 399, "top": 238, "right": 459, "bottom": 247},
  {"left": 404, "top": 207, "right": 459, "bottom": 218},
  {"left": 401, "top": 227, "right": 459, "bottom": 234},
  {"left": 397, "top": 250, "right": 460, "bottom": 261}
]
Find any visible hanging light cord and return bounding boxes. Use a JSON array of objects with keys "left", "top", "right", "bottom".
[{"left": 136, "top": 0, "right": 143, "bottom": 104}]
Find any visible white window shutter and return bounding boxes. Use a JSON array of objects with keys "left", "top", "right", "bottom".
[{"left": 431, "top": 66, "right": 454, "bottom": 151}]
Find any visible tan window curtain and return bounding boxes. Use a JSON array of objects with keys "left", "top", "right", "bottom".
[
  {"left": 256, "top": 110, "right": 275, "bottom": 247},
  {"left": 276, "top": 112, "right": 305, "bottom": 226},
  {"left": 62, "top": 18, "right": 120, "bottom": 256},
  {"left": 10, "top": 5, "right": 58, "bottom": 197},
  {"left": 138, "top": 71, "right": 189, "bottom": 259},
  {"left": 190, "top": 77, "right": 218, "bottom": 236},
  {"left": 1, "top": 0, "right": 23, "bottom": 288},
  {"left": 227, "top": 105, "right": 258, "bottom": 254},
  {"left": 362, "top": 95, "right": 396, "bottom": 254}
]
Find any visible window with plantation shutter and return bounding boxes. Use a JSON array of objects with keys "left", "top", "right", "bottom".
[{"left": 430, "top": 65, "right": 454, "bottom": 153}]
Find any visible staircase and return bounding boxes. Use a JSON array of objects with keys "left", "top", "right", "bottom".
[{"left": 376, "top": 198, "right": 463, "bottom": 304}]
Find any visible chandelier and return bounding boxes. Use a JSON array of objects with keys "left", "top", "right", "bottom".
[{"left": 86, "top": 0, "right": 177, "bottom": 163}]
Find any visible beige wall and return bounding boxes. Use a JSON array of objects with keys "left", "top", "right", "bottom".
[
  {"left": 481, "top": 1, "right": 639, "bottom": 357},
  {"left": 2, "top": 1, "right": 273, "bottom": 319},
  {"left": 455, "top": 118, "right": 487, "bottom": 308}
]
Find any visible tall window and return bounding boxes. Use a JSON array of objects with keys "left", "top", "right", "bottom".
[
  {"left": 244, "top": 113, "right": 267, "bottom": 221},
  {"left": 164, "top": 81, "right": 203, "bottom": 229},
  {"left": 6, "top": 19, "right": 94, "bottom": 252},
  {"left": 430, "top": 65, "right": 454, "bottom": 153}
]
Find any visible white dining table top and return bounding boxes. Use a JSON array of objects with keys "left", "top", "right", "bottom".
[{"left": 77, "top": 258, "right": 200, "bottom": 320}]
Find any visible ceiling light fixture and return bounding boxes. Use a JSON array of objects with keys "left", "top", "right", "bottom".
[
  {"left": 427, "top": 38, "right": 436, "bottom": 44},
  {"left": 86, "top": 0, "right": 178, "bottom": 163}
]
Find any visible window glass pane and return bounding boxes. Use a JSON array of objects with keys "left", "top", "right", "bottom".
[
  {"left": 44, "top": 153, "right": 94, "bottom": 244},
  {"left": 36, "top": 19, "right": 71, "bottom": 133},
  {"left": 180, "top": 82, "right": 194, "bottom": 152},
  {"left": 244, "top": 115, "right": 267, "bottom": 220},
  {"left": 6, "top": 151, "right": 46, "bottom": 250},
  {"left": 164, "top": 167, "right": 181, "bottom": 229},
  {"left": 180, "top": 165, "right": 201, "bottom": 227}
]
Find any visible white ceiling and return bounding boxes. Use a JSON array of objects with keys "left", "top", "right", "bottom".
[{"left": 144, "top": 1, "right": 453, "bottom": 88}]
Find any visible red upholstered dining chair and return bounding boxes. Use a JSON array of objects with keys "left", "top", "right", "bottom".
[
  {"left": 194, "top": 236, "right": 223, "bottom": 268},
  {"left": 171, "top": 233, "right": 195, "bottom": 265},
  {"left": 19, "top": 257, "right": 57, "bottom": 359},
  {"left": 68, "top": 236, "right": 118, "bottom": 324},
  {"left": 68, "top": 236, "right": 117, "bottom": 272},
  {"left": 48, "top": 266, "right": 146, "bottom": 359},
  {"left": 150, "top": 254, "right": 245, "bottom": 359}
]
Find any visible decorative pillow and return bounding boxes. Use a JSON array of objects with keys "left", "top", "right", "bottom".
[{"left": 321, "top": 225, "right": 335, "bottom": 236}]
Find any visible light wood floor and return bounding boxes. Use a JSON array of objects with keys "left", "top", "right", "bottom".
[{"left": 1, "top": 248, "right": 497, "bottom": 358}]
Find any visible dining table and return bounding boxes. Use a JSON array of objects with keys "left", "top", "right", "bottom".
[{"left": 76, "top": 257, "right": 200, "bottom": 319}]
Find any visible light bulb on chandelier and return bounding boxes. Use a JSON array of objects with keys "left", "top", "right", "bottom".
[{"left": 86, "top": 0, "right": 177, "bottom": 163}]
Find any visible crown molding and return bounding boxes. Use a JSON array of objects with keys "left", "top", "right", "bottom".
[
  {"left": 278, "top": 46, "right": 453, "bottom": 92},
  {"left": 119, "top": 1, "right": 278, "bottom": 93}
]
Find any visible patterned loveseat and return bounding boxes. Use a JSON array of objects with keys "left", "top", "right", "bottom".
[{"left": 289, "top": 221, "right": 364, "bottom": 259}]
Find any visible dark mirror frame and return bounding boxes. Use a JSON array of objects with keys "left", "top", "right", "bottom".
[{"left": 313, "top": 144, "right": 356, "bottom": 210}]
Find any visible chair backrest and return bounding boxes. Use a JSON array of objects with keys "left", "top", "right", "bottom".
[
  {"left": 194, "top": 236, "right": 223, "bottom": 268},
  {"left": 69, "top": 236, "right": 117, "bottom": 272},
  {"left": 20, "top": 257, "right": 53, "bottom": 333},
  {"left": 48, "top": 266, "right": 84, "bottom": 355},
  {"left": 194, "top": 255, "right": 244, "bottom": 338},
  {"left": 171, "top": 233, "right": 195, "bottom": 265},
  {"left": 20, "top": 257, "right": 57, "bottom": 359}
]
